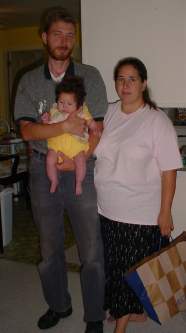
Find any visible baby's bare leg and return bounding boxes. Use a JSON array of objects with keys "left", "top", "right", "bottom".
[
  {"left": 46, "top": 149, "right": 59, "bottom": 193},
  {"left": 74, "top": 151, "right": 86, "bottom": 195}
]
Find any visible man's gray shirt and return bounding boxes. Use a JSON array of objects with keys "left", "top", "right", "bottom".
[{"left": 14, "top": 61, "right": 108, "bottom": 153}]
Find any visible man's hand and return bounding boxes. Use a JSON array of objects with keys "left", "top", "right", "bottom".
[
  {"left": 56, "top": 152, "right": 75, "bottom": 171},
  {"left": 63, "top": 112, "right": 86, "bottom": 136},
  {"left": 88, "top": 120, "right": 102, "bottom": 138}
]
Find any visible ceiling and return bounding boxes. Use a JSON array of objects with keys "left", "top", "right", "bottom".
[{"left": 0, "top": 0, "right": 81, "bottom": 30}]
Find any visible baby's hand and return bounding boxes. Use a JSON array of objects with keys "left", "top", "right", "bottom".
[{"left": 41, "top": 112, "right": 50, "bottom": 124}]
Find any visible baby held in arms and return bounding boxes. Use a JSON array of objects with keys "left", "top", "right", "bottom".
[{"left": 42, "top": 76, "right": 99, "bottom": 195}]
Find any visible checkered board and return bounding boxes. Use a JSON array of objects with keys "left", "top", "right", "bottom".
[{"left": 137, "top": 241, "right": 186, "bottom": 323}]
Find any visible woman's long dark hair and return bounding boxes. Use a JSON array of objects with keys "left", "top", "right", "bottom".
[{"left": 114, "top": 57, "right": 157, "bottom": 109}]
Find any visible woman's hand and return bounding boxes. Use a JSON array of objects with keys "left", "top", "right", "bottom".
[
  {"left": 158, "top": 170, "right": 176, "bottom": 237},
  {"left": 56, "top": 152, "right": 75, "bottom": 171},
  {"left": 157, "top": 211, "right": 174, "bottom": 237}
]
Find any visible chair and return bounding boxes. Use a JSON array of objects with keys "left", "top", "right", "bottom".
[
  {"left": 0, "top": 153, "right": 28, "bottom": 190},
  {"left": 0, "top": 153, "right": 29, "bottom": 253}
]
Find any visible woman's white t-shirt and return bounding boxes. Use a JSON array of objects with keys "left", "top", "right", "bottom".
[{"left": 94, "top": 102, "right": 182, "bottom": 226}]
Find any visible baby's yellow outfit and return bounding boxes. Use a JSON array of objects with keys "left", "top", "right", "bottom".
[{"left": 47, "top": 103, "right": 92, "bottom": 158}]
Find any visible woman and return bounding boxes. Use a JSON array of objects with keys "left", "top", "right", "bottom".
[{"left": 94, "top": 57, "right": 182, "bottom": 333}]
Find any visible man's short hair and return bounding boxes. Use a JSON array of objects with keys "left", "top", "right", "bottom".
[{"left": 39, "top": 6, "right": 76, "bottom": 36}]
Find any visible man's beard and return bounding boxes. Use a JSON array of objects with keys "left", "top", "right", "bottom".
[{"left": 46, "top": 45, "right": 73, "bottom": 61}]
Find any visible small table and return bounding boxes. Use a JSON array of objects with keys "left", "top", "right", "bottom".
[{"left": 0, "top": 137, "right": 27, "bottom": 199}]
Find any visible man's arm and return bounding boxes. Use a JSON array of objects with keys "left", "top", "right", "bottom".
[
  {"left": 157, "top": 170, "right": 177, "bottom": 237},
  {"left": 19, "top": 112, "right": 86, "bottom": 141}
]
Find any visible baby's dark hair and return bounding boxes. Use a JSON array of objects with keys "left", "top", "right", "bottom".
[{"left": 56, "top": 76, "right": 86, "bottom": 108}]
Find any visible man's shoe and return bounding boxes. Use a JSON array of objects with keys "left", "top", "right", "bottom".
[
  {"left": 38, "top": 307, "right": 72, "bottom": 329},
  {"left": 85, "top": 321, "right": 103, "bottom": 333}
]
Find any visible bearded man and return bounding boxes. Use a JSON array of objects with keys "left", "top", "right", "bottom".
[{"left": 14, "top": 6, "right": 107, "bottom": 333}]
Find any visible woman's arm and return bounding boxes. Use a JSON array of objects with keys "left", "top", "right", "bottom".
[{"left": 158, "top": 170, "right": 177, "bottom": 237}]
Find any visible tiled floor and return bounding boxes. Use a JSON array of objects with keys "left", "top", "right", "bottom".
[
  {"left": 2, "top": 198, "right": 186, "bottom": 332},
  {"left": 1, "top": 259, "right": 186, "bottom": 333}
]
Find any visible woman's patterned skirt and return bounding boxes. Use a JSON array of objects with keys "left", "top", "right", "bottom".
[{"left": 100, "top": 215, "right": 169, "bottom": 319}]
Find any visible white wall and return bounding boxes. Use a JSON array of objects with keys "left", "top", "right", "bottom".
[
  {"left": 172, "top": 171, "right": 186, "bottom": 237},
  {"left": 81, "top": 0, "right": 186, "bottom": 106}
]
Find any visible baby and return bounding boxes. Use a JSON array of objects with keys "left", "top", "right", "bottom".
[{"left": 42, "top": 76, "right": 99, "bottom": 195}]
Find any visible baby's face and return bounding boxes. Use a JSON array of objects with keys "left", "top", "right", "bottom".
[{"left": 57, "top": 92, "right": 78, "bottom": 114}]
